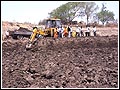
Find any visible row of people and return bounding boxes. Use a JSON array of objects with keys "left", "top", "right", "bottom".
[
  {"left": 85, "top": 25, "right": 97, "bottom": 36},
  {"left": 53, "top": 25, "right": 97, "bottom": 38}
]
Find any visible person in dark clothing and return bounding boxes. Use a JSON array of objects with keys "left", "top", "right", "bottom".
[
  {"left": 80, "top": 26, "right": 84, "bottom": 37},
  {"left": 85, "top": 25, "right": 90, "bottom": 36},
  {"left": 67, "top": 25, "right": 71, "bottom": 37},
  {"left": 93, "top": 26, "right": 96, "bottom": 36}
]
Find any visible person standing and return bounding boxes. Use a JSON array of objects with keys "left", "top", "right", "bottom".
[
  {"left": 72, "top": 29, "right": 76, "bottom": 37},
  {"left": 67, "top": 25, "right": 71, "bottom": 38},
  {"left": 93, "top": 25, "right": 96, "bottom": 36},
  {"left": 80, "top": 26, "right": 84, "bottom": 37},
  {"left": 85, "top": 25, "right": 90, "bottom": 36},
  {"left": 70, "top": 25, "right": 73, "bottom": 37},
  {"left": 63, "top": 26, "right": 68, "bottom": 37},
  {"left": 58, "top": 26, "right": 63, "bottom": 38},
  {"left": 76, "top": 25, "right": 80, "bottom": 37},
  {"left": 5, "top": 30, "right": 10, "bottom": 39},
  {"left": 54, "top": 28, "right": 58, "bottom": 38}
]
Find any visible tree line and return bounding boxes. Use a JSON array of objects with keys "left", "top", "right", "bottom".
[{"left": 39, "top": 2, "right": 116, "bottom": 26}]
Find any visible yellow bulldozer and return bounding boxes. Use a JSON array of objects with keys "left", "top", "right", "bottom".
[{"left": 25, "top": 18, "right": 64, "bottom": 49}]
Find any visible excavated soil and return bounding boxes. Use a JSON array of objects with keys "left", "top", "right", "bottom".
[{"left": 2, "top": 35, "right": 118, "bottom": 88}]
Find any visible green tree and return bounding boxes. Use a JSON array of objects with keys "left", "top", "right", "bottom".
[
  {"left": 83, "top": 2, "right": 98, "bottom": 24},
  {"left": 49, "top": 2, "right": 98, "bottom": 24},
  {"left": 38, "top": 19, "right": 46, "bottom": 25},
  {"left": 97, "top": 3, "right": 115, "bottom": 25},
  {"left": 74, "top": 2, "right": 98, "bottom": 24},
  {"left": 49, "top": 2, "right": 85, "bottom": 24}
]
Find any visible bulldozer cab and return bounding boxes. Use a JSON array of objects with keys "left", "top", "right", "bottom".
[
  {"left": 45, "top": 18, "right": 62, "bottom": 28},
  {"left": 44, "top": 18, "right": 62, "bottom": 37}
]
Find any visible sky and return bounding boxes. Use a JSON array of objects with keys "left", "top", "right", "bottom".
[{"left": 1, "top": 1, "right": 119, "bottom": 24}]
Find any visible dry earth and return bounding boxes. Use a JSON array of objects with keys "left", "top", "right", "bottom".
[
  {"left": 2, "top": 21, "right": 118, "bottom": 88},
  {"left": 2, "top": 36, "right": 118, "bottom": 88}
]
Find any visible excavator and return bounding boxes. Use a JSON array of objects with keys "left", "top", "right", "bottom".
[{"left": 25, "top": 18, "right": 63, "bottom": 49}]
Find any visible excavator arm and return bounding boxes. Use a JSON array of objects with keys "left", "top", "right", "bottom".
[{"left": 25, "top": 27, "right": 47, "bottom": 50}]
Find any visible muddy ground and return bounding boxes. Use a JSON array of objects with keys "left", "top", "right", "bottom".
[{"left": 2, "top": 35, "right": 118, "bottom": 88}]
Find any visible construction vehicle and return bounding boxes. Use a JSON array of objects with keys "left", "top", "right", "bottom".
[
  {"left": 8, "top": 27, "right": 32, "bottom": 39},
  {"left": 25, "top": 18, "right": 63, "bottom": 49}
]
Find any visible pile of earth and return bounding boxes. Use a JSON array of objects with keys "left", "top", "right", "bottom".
[{"left": 2, "top": 35, "right": 118, "bottom": 88}]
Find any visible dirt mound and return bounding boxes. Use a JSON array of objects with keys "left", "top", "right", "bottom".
[{"left": 2, "top": 36, "right": 118, "bottom": 88}]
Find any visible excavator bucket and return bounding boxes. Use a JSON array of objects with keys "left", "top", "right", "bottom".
[{"left": 25, "top": 42, "right": 32, "bottom": 50}]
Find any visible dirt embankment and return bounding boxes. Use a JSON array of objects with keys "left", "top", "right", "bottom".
[
  {"left": 2, "top": 21, "right": 118, "bottom": 40},
  {"left": 2, "top": 35, "right": 118, "bottom": 88}
]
